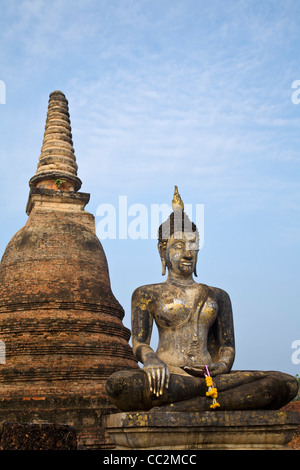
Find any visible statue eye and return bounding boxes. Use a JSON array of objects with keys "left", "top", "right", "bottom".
[
  {"left": 174, "top": 242, "right": 184, "bottom": 249},
  {"left": 188, "top": 243, "right": 198, "bottom": 251}
]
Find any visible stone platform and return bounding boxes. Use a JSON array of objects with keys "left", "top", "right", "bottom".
[{"left": 105, "top": 409, "right": 300, "bottom": 450}]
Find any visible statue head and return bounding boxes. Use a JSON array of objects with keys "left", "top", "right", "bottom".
[{"left": 158, "top": 186, "right": 199, "bottom": 277}]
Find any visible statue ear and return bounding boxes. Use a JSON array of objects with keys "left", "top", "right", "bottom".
[
  {"left": 193, "top": 250, "right": 199, "bottom": 277},
  {"left": 161, "top": 258, "right": 166, "bottom": 276},
  {"left": 158, "top": 242, "right": 167, "bottom": 276}
]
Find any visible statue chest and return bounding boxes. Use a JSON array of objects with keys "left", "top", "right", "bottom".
[
  {"left": 155, "top": 297, "right": 218, "bottom": 330},
  {"left": 155, "top": 299, "right": 191, "bottom": 328}
]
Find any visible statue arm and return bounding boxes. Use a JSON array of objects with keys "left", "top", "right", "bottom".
[
  {"left": 131, "top": 288, "right": 155, "bottom": 361},
  {"left": 131, "top": 288, "right": 170, "bottom": 396},
  {"left": 211, "top": 288, "right": 235, "bottom": 374}
]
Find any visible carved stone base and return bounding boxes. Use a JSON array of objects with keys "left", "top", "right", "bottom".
[{"left": 105, "top": 409, "right": 300, "bottom": 450}]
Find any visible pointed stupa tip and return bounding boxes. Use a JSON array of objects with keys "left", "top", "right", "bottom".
[
  {"left": 29, "top": 90, "right": 82, "bottom": 192},
  {"left": 172, "top": 185, "right": 184, "bottom": 212}
]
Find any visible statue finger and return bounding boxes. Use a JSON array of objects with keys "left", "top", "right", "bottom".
[
  {"left": 165, "top": 367, "right": 170, "bottom": 389},
  {"left": 192, "top": 364, "right": 205, "bottom": 372},
  {"left": 146, "top": 370, "right": 153, "bottom": 393},
  {"left": 159, "top": 367, "right": 165, "bottom": 395},
  {"left": 155, "top": 368, "right": 161, "bottom": 397},
  {"left": 151, "top": 368, "right": 157, "bottom": 396}
]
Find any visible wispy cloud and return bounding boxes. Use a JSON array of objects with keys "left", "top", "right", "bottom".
[
  {"left": 1, "top": 1, "right": 300, "bottom": 376},
  {"left": 1, "top": 0, "right": 299, "bottom": 212}
]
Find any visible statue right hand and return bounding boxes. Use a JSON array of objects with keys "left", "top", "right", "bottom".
[{"left": 143, "top": 353, "right": 170, "bottom": 397}]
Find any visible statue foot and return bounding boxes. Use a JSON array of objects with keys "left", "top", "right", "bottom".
[{"left": 150, "top": 397, "right": 211, "bottom": 412}]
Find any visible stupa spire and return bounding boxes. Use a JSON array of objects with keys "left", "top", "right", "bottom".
[{"left": 29, "top": 90, "right": 82, "bottom": 191}]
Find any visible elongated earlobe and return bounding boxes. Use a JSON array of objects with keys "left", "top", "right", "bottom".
[
  {"left": 161, "top": 258, "right": 166, "bottom": 276},
  {"left": 194, "top": 265, "right": 198, "bottom": 277},
  {"left": 158, "top": 241, "right": 167, "bottom": 276}
]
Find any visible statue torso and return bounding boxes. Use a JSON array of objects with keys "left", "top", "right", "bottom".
[{"left": 143, "top": 282, "right": 218, "bottom": 374}]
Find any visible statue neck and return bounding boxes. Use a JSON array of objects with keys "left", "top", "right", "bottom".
[{"left": 166, "top": 273, "right": 195, "bottom": 287}]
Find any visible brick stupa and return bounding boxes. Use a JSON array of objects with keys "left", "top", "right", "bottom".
[{"left": 0, "top": 91, "right": 138, "bottom": 449}]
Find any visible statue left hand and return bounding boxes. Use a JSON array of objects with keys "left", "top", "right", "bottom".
[{"left": 182, "top": 361, "right": 228, "bottom": 377}]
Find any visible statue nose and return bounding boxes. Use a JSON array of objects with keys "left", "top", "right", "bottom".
[{"left": 183, "top": 250, "right": 193, "bottom": 259}]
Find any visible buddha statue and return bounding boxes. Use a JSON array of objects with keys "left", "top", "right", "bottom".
[{"left": 106, "top": 187, "right": 298, "bottom": 412}]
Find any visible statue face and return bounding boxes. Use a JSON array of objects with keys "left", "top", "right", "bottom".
[{"left": 165, "top": 231, "right": 198, "bottom": 278}]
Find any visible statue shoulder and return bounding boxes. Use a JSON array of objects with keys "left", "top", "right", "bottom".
[
  {"left": 131, "top": 283, "right": 162, "bottom": 304},
  {"left": 205, "top": 285, "right": 233, "bottom": 319},
  {"left": 206, "top": 285, "right": 232, "bottom": 303}
]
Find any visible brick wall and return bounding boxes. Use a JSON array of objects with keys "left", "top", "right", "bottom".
[{"left": 0, "top": 188, "right": 138, "bottom": 448}]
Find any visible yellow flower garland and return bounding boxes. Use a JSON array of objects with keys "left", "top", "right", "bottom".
[
  {"left": 210, "top": 402, "right": 221, "bottom": 409},
  {"left": 204, "top": 366, "right": 220, "bottom": 409},
  {"left": 206, "top": 387, "right": 218, "bottom": 399}
]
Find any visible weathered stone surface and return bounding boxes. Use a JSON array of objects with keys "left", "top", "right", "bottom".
[
  {"left": 0, "top": 422, "right": 77, "bottom": 450},
  {"left": 105, "top": 409, "right": 300, "bottom": 450},
  {"left": 0, "top": 396, "right": 117, "bottom": 450},
  {"left": 281, "top": 401, "right": 300, "bottom": 449}
]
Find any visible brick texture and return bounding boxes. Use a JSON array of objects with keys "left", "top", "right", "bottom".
[{"left": 0, "top": 188, "right": 139, "bottom": 448}]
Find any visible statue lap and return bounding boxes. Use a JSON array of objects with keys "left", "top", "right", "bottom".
[{"left": 106, "top": 368, "right": 298, "bottom": 412}]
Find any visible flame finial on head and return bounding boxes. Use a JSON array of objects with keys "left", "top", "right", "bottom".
[{"left": 172, "top": 185, "right": 184, "bottom": 212}]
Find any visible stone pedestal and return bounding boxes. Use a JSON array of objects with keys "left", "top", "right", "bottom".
[{"left": 105, "top": 409, "right": 300, "bottom": 450}]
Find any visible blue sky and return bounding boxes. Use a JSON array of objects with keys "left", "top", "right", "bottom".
[{"left": 0, "top": 0, "right": 299, "bottom": 375}]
